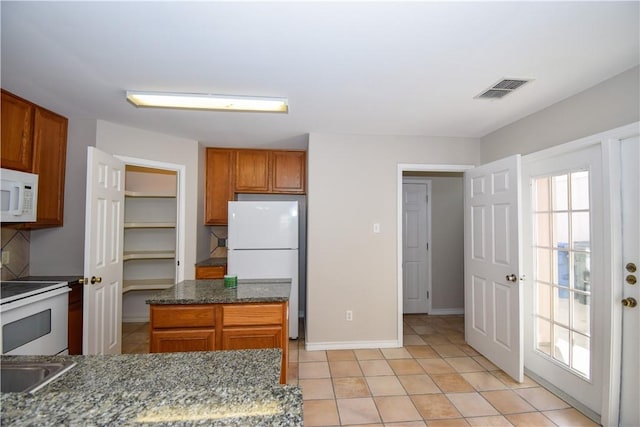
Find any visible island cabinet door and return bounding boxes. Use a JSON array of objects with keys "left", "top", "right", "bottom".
[
  {"left": 221, "top": 326, "right": 283, "bottom": 350},
  {"left": 151, "top": 329, "right": 215, "bottom": 353}
]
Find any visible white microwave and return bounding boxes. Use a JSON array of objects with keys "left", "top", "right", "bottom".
[{"left": 1, "top": 168, "right": 38, "bottom": 223}]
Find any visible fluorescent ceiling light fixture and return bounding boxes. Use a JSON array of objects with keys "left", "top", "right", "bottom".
[{"left": 126, "top": 91, "right": 288, "bottom": 113}]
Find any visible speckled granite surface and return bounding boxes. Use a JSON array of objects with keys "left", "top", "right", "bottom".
[
  {"left": 145, "top": 279, "right": 291, "bottom": 305},
  {"left": 1, "top": 350, "right": 302, "bottom": 426},
  {"left": 195, "top": 258, "right": 227, "bottom": 267}
]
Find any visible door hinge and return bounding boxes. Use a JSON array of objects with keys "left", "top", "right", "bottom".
[
  {"left": 426, "top": 243, "right": 429, "bottom": 250},
  {"left": 176, "top": 260, "right": 180, "bottom": 266},
  {"left": 427, "top": 291, "right": 430, "bottom": 299},
  {"left": 426, "top": 195, "right": 429, "bottom": 203}
]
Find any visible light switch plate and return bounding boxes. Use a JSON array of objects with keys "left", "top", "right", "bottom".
[{"left": 373, "top": 223, "right": 381, "bottom": 233}]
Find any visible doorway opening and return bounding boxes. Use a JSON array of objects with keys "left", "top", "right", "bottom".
[
  {"left": 397, "top": 164, "right": 473, "bottom": 344},
  {"left": 115, "top": 156, "right": 186, "bottom": 326}
]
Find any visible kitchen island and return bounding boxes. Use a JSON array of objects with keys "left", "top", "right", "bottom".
[
  {"left": 1, "top": 349, "right": 302, "bottom": 426},
  {"left": 146, "top": 279, "right": 291, "bottom": 383}
]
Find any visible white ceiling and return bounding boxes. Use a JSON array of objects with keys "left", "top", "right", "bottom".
[{"left": 2, "top": 1, "right": 638, "bottom": 149}]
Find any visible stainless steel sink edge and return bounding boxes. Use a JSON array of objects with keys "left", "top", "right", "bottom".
[{"left": 1, "top": 361, "right": 76, "bottom": 394}]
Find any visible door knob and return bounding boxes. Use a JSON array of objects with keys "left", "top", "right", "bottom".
[
  {"left": 506, "top": 274, "right": 518, "bottom": 283},
  {"left": 79, "top": 277, "right": 89, "bottom": 285},
  {"left": 90, "top": 276, "right": 102, "bottom": 284},
  {"left": 621, "top": 297, "right": 637, "bottom": 308}
]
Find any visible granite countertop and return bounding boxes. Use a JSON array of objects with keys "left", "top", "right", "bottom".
[
  {"left": 195, "top": 258, "right": 227, "bottom": 267},
  {"left": 1, "top": 350, "right": 302, "bottom": 426},
  {"left": 146, "top": 279, "right": 291, "bottom": 305}
]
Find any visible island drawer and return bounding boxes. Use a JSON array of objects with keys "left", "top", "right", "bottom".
[
  {"left": 222, "top": 303, "right": 284, "bottom": 326},
  {"left": 151, "top": 305, "right": 215, "bottom": 328}
]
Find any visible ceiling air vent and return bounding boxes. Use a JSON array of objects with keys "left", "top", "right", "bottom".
[{"left": 476, "top": 78, "right": 532, "bottom": 99}]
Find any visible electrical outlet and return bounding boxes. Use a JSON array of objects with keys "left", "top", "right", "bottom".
[
  {"left": 373, "top": 223, "right": 381, "bottom": 233},
  {"left": 345, "top": 310, "right": 353, "bottom": 321},
  {"left": 1, "top": 250, "right": 9, "bottom": 267}
]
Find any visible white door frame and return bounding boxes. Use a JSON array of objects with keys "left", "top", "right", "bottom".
[
  {"left": 402, "top": 176, "right": 432, "bottom": 314},
  {"left": 115, "top": 155, "right": 186, "bottom": 283},
  {"left": 397, "top": 163, "right": 474, "bottom": 346}
]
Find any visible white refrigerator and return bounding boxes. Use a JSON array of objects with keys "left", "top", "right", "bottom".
[{"left": 227, "top": 201, "right": 299, "bottom": 338}]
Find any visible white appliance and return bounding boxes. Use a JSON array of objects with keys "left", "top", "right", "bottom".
[
  {"left": 1, "top": 281, "right": 70, "bottom": 355},
  {"left": 228, "top": 201, "right": 299, "bottom": 338},
  {"left": 1, "top": 168, "right": 38, "bottom": 223}
]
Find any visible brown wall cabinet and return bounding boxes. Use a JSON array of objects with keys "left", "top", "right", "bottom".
[
  {"left": 1, "top": 89, "right": 68, "bottom": 228},
  {"left": 1, "top": 90, "right": 34, "bottom": 172},
  {"left": 204, "top": 147, "right": 306, "bottom": 225},
  {"left": 149, "top": 302, "right": 289, "bottom": 383},
  {"left": 204, "top": 149, "right": 235, "bottom": 225}
]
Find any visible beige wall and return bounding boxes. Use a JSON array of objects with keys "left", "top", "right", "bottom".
[
  {"left": 306, "top": 133, "right": 479, "bottom": 346},
  {"left": 481, "top": 66, "right": 640, "bottom": 162},
  {"left": 95, "top": 121, "right": 202, "bottom": 279}
]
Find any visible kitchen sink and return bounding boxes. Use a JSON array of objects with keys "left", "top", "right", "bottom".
[{"left": 1, "top": 361, "right": 76, "bottom": 393}]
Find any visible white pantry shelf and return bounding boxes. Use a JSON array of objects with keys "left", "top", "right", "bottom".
[
  {"left": 122, "top": 278, "right": 175, "bottom": 293},
  {"left": 124, "top": 222, "right": 176, "bottom": 229},
  {"left": 123, "top": 250, "right": 176, "bottom": 261},
  {"left": 125, "top": 190, "right": 176, "bottom": 198}
]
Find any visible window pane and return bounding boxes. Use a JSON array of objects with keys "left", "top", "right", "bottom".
[
  {"left": 536, "top": 213, "right": 550, "bottom": 245},
  {"left": 573, "top": 252, "right": 591, "bottom": 292},
  {"left": 554, "top": 286, "right": 570, "bottom": 327},
  {"left": 572, "top": 291, "right": 590, "bottom": 336},
  {"left": 553, "top": 250, "right": 570, "bottom": 287},
  {"left": 554, "top": 325, "right": 570, "bottom": 365},
  {"left": 572, "top": 332, "right": 590, "bottom": 378},
  {"left": 571, "top": 171, "right": 589, "bottom": 211},
  {"left": 552, "top": 175, "right": 568, "bottom": 211},
  {"left": 536, "top": 282, "right": 551, "bottom": 318},
  {"left": 553, "top": 213, "right": 569, "bottom": 248},
  {"left": 536, "top": 317, "right": 551, "bottom": 356},
  {"left": 535, "top": 177, "right": 550, "bottom": 211},
  {"left": 537, "top": 248, "right": 551, "bottom": 283},
  {"left": 572, "top": 212, "right": 590, "bottom": 252}
]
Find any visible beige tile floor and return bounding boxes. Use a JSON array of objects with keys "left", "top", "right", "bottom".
[
  {"left": 121, "top": 315, "right": 599, "bottom": 426},
  {"left": 121, "top": 322, "right": 149, "bottom": 354}
]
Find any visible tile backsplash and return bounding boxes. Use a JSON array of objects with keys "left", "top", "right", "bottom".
[
  {"left": 1, "top": 226, "right": 30, "bottom": 280},
  {"left": 209, "top": 226, "right": 228, "bottom": 258}
]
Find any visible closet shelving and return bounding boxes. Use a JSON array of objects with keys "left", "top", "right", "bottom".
[{"left": 122, "top": 167, "right": 177, "bottom": 294}]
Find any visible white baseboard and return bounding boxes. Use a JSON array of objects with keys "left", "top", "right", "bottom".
[
  {"left": 122, "top": 316, "right": 149, "bottom": 323},
  {"left": 305, "top": 340, "right": 400, "bottom": 351},
  {"left": 428, "top": 308, "right": 464, "bottom": 315}
]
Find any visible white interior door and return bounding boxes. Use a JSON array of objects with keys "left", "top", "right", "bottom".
[
  {"left": 403, "top": 179, "right": 430, "bottom": 313},
  {"left": 522, "top": 143, "right": 604, "bottom": 417},
  {"left": 83, "top": 147, "right": 124, "bottom": 355},
  {"left": 464, "top": 155, "right": 523, "bottom": 382},
  {"left": 620, "top": 136, "right": 639, "bottom": 426}
]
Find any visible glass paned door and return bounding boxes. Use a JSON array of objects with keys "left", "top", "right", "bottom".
[{"left": 532, "top": 170, "right": 591, "bottom": 379}]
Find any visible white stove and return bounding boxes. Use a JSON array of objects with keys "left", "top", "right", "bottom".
[{"left": 1, "top": 280, "right": 70, "bottom": 355}]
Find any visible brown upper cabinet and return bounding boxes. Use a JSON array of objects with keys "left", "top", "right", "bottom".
[
  {"left": 271, "top": 150, "right": 306, "bottom": 193},
  {"left": 1, "top": 90, "right": 34, "bottom": 172},
  {"left": 1, "top": 89, "right": 68, "bottom": 228},
  {"left": 205, "top": 147, "right": 306, "bottom": 225},
  {"left": 205, "top": 149, "right": 235, "bottom": 225},
  {"left": 235, "top": 150, "right": 270, "bottom": 192}
]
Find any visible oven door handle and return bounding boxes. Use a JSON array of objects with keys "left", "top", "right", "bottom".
[{"left": 0, "top": 286, "right": 71, "bottom": 312}]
